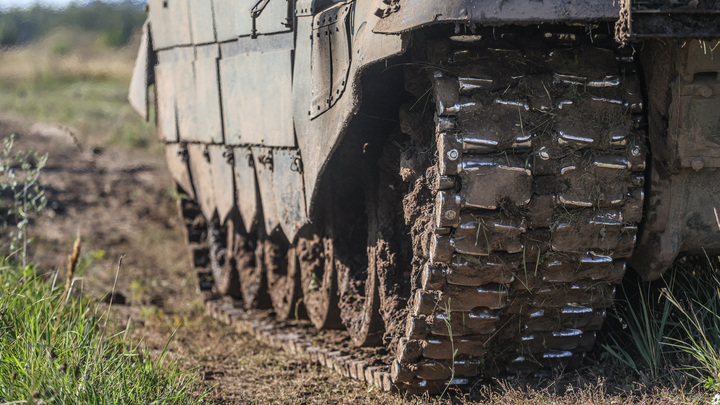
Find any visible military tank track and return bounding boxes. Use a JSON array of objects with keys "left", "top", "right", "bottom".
[
  {"left": 177, "top": 194, "right": 213, "bottom": 292},
  {"left": 185, "top": 199, "right": 400, "bottom": 392},
  {"left": 179, "top": 27, "right": 647, "bottom": 394},
  {"left": 203, "top": 298, "right": 398, "bottom": 392},
  {"left": 391, "top": 29, "right": 646, "bottom": 393}
]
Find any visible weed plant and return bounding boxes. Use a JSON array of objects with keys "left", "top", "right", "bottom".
[
  {"left": 0, "top": 259, "right": 202, "bottom": 404},
  {"left": 438, "top": 299, "right": 458, "bottom": 397},
  {"left": 0, "top": 140, "right": 204, "bottom": 403},
  {"left": 0, "top": 134, "right": 47, "bottom": 266},
  {"left": 663, "top": 257, "right": 720, "bottom": 392},
  {"left": 602, "top": 273, "right": 676, "bottom": 381},
  {"left": 603, "top": 256, "right": 720, "bottom": 393}
]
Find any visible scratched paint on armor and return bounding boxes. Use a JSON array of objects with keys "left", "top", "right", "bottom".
[
  {"left": 310, "top": 24, "right": 331, "bottom": 118},
  {"left": 220, "top": 49, "right": 294, "bottom": 147},
  {"left": 272, "top": 149, "right": 307, "bottom": 241},
  {"left": 154, "top": 62, "right": 178, "bottom": 142},
  {"left": 309, "top": 3, "right": 351, "bottom": 119},
  {"left": 254, "top": 0, "right": 291, "bottom": 36},
  {"left": 207, "top": 145, "right": 236, "bottom": 222},
  {"left": 233, "top": 147, "right": 259, "bottom": 233},
  {"left": 193, "top": 56, "right": 224, "bottom": 144},
  {"left": 165, "top": 143, "right": 195, "bottom": 200},
  {"left": 373, "top": 0, "right": 620, "bottom": 34},
  {"left": 252, "top": 147, "right": 280, "bottom": 233},
  {"left": 330, "top": 6, "right": 351, "bottom": 108},
  {"left": 233, "top": 0, "right": 255, "bottom": 38},
  {"left": 212, "top": 0, "right": 237, "bottom": 41},
  {"left": 187, "top": 144, "right": 217, "bottom": 220},
  {"left": 175, "top": 61, "right": 200, "bottom": 142}
]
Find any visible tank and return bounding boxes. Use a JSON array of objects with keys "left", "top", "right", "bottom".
[{"left": 128, "top": 0, "right": 720, "bottom": 393}]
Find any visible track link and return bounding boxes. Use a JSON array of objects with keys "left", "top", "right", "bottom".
[
  {"left": 204, "top": 298, "right": 397, "bottom": 391},
  {"left": 392, "top": 31, "right": 646, "bottom": 393}
]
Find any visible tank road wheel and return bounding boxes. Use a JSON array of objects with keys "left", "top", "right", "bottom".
[
  {"left": 333, "top": 214, "right": 384, "bottom": 346},
  {"left": 336, "top": 247, "right": 384, "bottom": 347},
  {"left": 207, "top": 215, "right": 232, "bottom": 297},
  {"left": 265, "top": 235, "right": 305, "bottom": 321},
  {"left": 298, "top": 230, "right": 343, "bottom": 329},
  {"left": 391, "top": 30, "right": 646, "bottom": 392},
  {"left": 334, "top": 135, "right": 411, "bottom": 347},
  {"left": 208, "top": 213, "right": 242, "bottom": 299},
  {"left": 225, "top": 217, "right": 271, "bottom": 309},
  {"left": 333, "top": 172, "right": 386, "bottom": 346}
]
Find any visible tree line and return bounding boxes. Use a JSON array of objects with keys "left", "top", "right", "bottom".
[{"left": 0, "top": 1, "right": 146, "bottom": 47}]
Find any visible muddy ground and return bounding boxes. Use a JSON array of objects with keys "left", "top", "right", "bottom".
[
  {"left": 0, "top": 113, "right": 411, "bottom": 404},
  {"left": 2, "top": 112, "right": 707, "bottom": 404}
]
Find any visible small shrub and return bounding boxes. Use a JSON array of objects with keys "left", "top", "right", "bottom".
[
  {"left": 663, "top": 257, "right": 720, "bottom": 392},
  {"left": 602, "top": 275, "right": 675, "bottom": 380},
  {"left": 603, "top": 257, "right": 720, "bottom": 392},
  {"left": 0, "top": 134, "right": 48, "bottom": 266}
]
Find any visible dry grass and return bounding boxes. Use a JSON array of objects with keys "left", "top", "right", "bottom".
[
  {"left": 0, "top": 27, "right": 138, "bottom": 82},
  {"left": 0, "top": 27, "right": 157, "bottom": 153}
]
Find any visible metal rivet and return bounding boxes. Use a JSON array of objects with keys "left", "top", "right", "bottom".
[
  {"left": 539, "top": 150, "right": 550, "bottom": 160},
  {"left": 692, "top": 159, "right": 704, "bottom": 171},
  {"left": 700, "top": 86, "right": 713, "bottom": 98},
  {"left": 447, "top": 149, "right": 459, "bottom": 161},
  {"left": 631, "top": 146, "right": 641, "bottom": 157},
  {"left": 444, "top": 210, "right": 457, "bottom": 220}
]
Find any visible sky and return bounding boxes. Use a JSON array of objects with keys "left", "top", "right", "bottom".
[{"left": 0, "top": 0, "right": 127, "bottom": 10}]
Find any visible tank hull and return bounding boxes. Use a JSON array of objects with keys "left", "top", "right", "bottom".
[{"left": 129, "top": 0, "right": 720, "bottom": 393}]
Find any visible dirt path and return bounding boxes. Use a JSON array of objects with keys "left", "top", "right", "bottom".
[{"left": 1, "top": 114, "right": 411, "bottom": 404}]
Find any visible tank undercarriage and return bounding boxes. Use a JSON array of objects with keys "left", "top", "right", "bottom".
[{"left": 174, "top": 25, "right": 651, "bottom": 393}]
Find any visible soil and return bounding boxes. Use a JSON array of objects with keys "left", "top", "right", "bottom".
[
  {"left": 0, "top": 113, "right": 404, "bottom": 404},
  {"left": 0, "top": 111, "right": 708, "bottom": 403}
]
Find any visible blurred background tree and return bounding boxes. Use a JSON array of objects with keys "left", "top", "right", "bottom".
[{"left": 0, "top": 1, "right": 145, "bottom": 48}]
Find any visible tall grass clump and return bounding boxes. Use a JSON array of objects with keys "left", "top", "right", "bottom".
[
  {"left": 602, "top": 273, "right": 676, "bottom": 381},
  {"left": 0, "top": 134, "right": 47, "bottom": 266},
  {"left": 663, "top": 257, "right": 720, "bottom": 392},
  {"left": 0, "top": 259, "right": 202, "bottom": 403},
  {"left": 603, "top": 256, "right": 720, "bottom": 393},
  {"left": 0, "top": 137, "right": 204, "bottom": 403}
]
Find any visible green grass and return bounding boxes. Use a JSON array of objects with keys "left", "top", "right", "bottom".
[
  {"left": 602, "top": 257, "right": 720, "bottom": 393},
  {"left": 0, "top": 73, "right": 155, "bottom": 149},
  {"left": 664, "top": 258, "right": 720, "bottom": 391},
  {"left": 602, "top": 277, "right": 675, "bottom": 381},
  {"left": 0, "top": 35, "right": 195, "bottom": 401},
  {"left": 0, "top": 259, "right": 203, "bottom": 404},
  {"left": 0, "top": 28, "right": 158, "bottom": 154}
]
